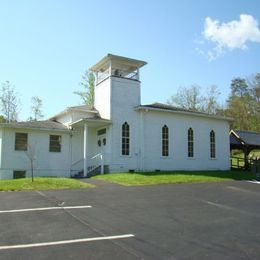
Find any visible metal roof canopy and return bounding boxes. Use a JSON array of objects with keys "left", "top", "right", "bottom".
[
  {"left": 230, "top": 129, "right": 260, "bottom": 170},
  {"left": 230, "top": 129, "right": 260, "bottom": 151}
]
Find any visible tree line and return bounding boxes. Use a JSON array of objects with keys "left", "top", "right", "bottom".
[
  {"left": 2, "top": 70, "right": 259, "bottom": 133},
  {"left": 0, "top": 81, "right": 44, "bottom": 123},
  {"left": 167, "top": 73, "right": 260, "bottom": 132}
]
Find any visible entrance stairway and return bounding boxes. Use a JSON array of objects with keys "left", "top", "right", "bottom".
[{"left": 70, "top": 153, "right": 108, "bottom": 178}]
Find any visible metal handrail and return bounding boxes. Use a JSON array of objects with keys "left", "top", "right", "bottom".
[{"left": 70, "top": 153, "right": 105, "bottom": 176}]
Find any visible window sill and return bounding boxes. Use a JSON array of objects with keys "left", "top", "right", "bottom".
[
  {"left": 160, "top": 156, "right": 171, "bottom": 159},
  {"left": 120, "top": 155, "right": 132, "bottom": 158}
]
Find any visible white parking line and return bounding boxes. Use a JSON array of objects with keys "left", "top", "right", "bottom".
[
  {"left": 0, "top": 205, "right": 92, "bottom": 214},
  {"left": 0, "top": 234, "right": 135, "bottom": 250},
  {"left": 247, "top": 180, "right": 260, "bottom": 184}
]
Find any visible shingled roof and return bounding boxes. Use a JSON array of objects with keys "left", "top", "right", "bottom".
[
  {"left": 139, "top": 102, "right": 201, "bottom": 113},
  {"left": 136, "top": 102, "right": 231, "bottom": 121},
  {"left": 0, "top": 120, "right": 69, "bottom": 131},
  {"left": 68, "top": 105, "right": 97, "bottom": 111},
  {"left": 49, "top": 105, "right": 98, "bottom": 120}
]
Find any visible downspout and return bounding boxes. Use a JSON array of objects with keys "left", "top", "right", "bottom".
[
  {"left": 69, "top": 130, "right": 73, "bottom": 177},
  {"left": 0, "top": 128, "right": 5, "bottom": 179},
  {"left": 139, "top": 109, "right": 145, "bottom": 171},
  {"left": 83, "top": 123, "right": 88, "bottom": 177},
  {"left": 0, "top": 129, "right": 3, "bottom": 179}
]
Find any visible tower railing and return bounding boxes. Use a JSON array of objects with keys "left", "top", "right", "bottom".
[{"left": 96, "top": 68, "right": 139, "bottom": 84}]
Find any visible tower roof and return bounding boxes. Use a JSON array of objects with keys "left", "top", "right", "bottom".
[{"left": 90, "top": 53, "right": 147, "bottom": 72}]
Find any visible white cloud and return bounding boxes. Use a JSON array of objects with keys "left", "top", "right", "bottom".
[{"left": 198, "top": 14, "right": 260, "bottom": 60}]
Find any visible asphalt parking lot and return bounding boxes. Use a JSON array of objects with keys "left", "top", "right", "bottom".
[{"left": 0, "top": 180, "right": 260, "bottom": 260}]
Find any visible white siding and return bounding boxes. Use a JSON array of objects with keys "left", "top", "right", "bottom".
[
  {"left": 94, "top": 78, "right": 111, "bottom": 120},
  {"left": 141, "top": 111, "right": 230, "bottom": 171},
  {"left": 109, "top": 77, "right": 141, "bottom": 172},
  {"left": 93, "top": 75, "right": 230, "bottom": 173},
  {"left": 0, "top": 128, "right": 71, "bottom": 179},
  {"left": 0, "top": 130, "right": 2, "bottom": 177}
]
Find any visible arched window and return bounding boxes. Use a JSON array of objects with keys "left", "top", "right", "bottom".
[
  {"left": 122, "top": 122, "right": 130, "bottom": 155},
  {"left": 162, "top": 125, "right": 169, "bottom": 156},
  {"left": 210, "top": 130, "right": 216, "bottom": 158},
  {"left": 188, "top": 128, "right": 194, "bottom": 157}
]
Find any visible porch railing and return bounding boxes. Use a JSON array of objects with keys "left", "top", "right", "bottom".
[
  {"left": 70, "top": 153, "right": 104, "bottom": 177},
  {"left": 230, "top": 156, "right": 260, "bottom": 170}
]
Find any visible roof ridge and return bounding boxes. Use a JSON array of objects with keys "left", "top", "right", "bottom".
[
  {"left": 234, "top": 129, "right": 260, "bottom": 134},
  {"left": 141, "top": 102, "right": 209, "bottom": 114},
  {"left": 68, "top": 104, "right": 96, "bottom": 110}
]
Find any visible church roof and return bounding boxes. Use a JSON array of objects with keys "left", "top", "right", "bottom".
[
  {"left": 49, "top": 105, "right": 98, "bottom": 120},
  {"left": 67, "top": 105, "right": 96, "bottom": 111},
  {"left": 136, "top": 102, "right": 232, "bottom": 121},
  {"left": 0, "top": 120, "right": 69, "bottom": 131}
]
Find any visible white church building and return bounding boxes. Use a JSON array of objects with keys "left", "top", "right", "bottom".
[{"left": 0, "top": 54, "right": 231, "bottom": 179}]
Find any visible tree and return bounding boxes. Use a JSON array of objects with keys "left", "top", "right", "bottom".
[
  {"left": 0, "top": 81, "right": 20, "bottom": 122},
  {"left": 230, "top": 77, "right": 249, "bottom": 97},
  {"left": 226, "top": 97, "right": 252, "bottom": 130},
  {"left": 74, "top": 71, "right": 95, "bottom": 106},
  {"left": 201, "top": 85, "right": 220, "bottom": 114},
  {"left": 224, "top": 75, "right": 260, "bottom": 131},
  {"left": 248, "top": 73, "right": 260, "bottom": 102},
  {"left": 167, "top": 84, "right": 220, "bottom": 114},
  {"left": 247, "top": 73, "right": 260, "bottom": 131},
  {"left": 0, "top": 115, "right": 6, "bottom": 123},
  {"left": 24, "top": 143, "right": 37, "bottom": 182},
  {"left": 167, "top": 85, "right": 203, "bottom": 111},
  {"left": 30, "top": 96, "right": 44, "bottom": 121}
]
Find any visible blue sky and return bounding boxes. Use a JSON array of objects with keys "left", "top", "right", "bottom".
[{"left": 0, "top": 0, "right": 259, "bottom": 120}]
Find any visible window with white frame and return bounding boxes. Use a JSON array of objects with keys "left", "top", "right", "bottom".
[
  {"left": 188, "top": 128, "right": 194, "bottom": 157},
  {"left": 210, "top": 130, "right": 216, "bottom": 158},
  {"left": 162, "top": 125, "right": 169, "bottom": 156},
  {"left": 122, "top": 122, "right": 130, "bottom": 155}
]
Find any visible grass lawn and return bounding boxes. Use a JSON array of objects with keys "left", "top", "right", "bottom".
[
  {"left": 93, "top": 171, "right": 255, "bottom": 186},
  {"left": 0, "top": 177, "right": 94, "bottom": 191}
]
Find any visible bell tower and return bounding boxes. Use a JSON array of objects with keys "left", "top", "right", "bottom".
[{"left": 90, "top": 54, "right": 147, "bottom": 120}]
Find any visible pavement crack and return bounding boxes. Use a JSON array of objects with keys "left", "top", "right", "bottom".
[
  {"left": 35, "top": 191, "right": 65, "bottom": 207},
  {"left": 35, "top": 190, "right": 141, "bottom": 259}
]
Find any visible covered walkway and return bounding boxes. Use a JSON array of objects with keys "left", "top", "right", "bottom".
[{"left": 230, "top": 130, "right": 260, "bottom": 169}]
